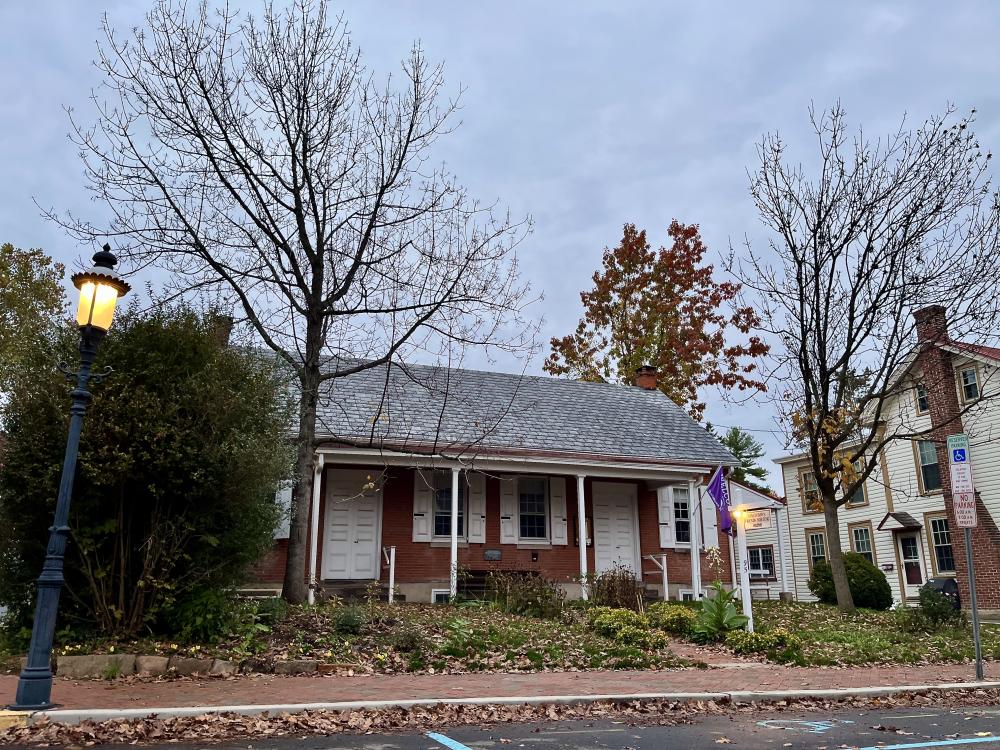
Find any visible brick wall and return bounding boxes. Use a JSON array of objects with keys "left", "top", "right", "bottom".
[
  {"left": 915, "top": 306, "right": 1000, "bottom": 611},
  {"left": 250, "top": 466, "right": 730, "bottom": 591}
]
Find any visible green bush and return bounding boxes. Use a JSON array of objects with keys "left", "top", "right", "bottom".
[
  {"left": 647, "top": 602, "right": 697, "bottom": 635},
  {"left": 725, "top": 627, "right": 800, "bottom": 655},
  {"left": 486, "top": 570, "right": 565, "bottom": 619},
  {"left": 808, "top": 552, "right": 893, "bottom": 610},
  {"left": 901, "top": 585, "right": 966, "bottom": 633},
  {"left": 388, "top": 625, "right": 427, "bottom": 653},
  {"left": 0, "top": 306, "right": 293, "bottom": 639},
  {"left": 692, "top": 582, "right": 749, "bottom": 643},
  {"left": 587, "top": 607, "right": 666, "bottom": 648},
  {"left": 589, "top": 562, "right": 642, "bottom": 610},
  {"left": 333, "top": 605, "right": 367, "bottom": 635},
  {"left": 164, "top": 587, "right": 240, "bottom": 644}
]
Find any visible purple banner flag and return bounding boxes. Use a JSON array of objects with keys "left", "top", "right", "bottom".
[{"left": 706, "top": 466, "right": 733, "bottom": 534}]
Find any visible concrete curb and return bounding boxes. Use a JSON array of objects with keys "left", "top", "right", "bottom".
[{"left": 28, "top": 681, "right": 1000, "bottom": 726}]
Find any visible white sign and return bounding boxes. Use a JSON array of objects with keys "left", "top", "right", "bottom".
[
  {"left": 948, "top": 433, "right": 978, "bottom": 528},
  {"left": 744, "top": 509, "right": 773, "bottom": 530},
  {"left": 955, "top": 491, "right": 978, "bottom": 528}
]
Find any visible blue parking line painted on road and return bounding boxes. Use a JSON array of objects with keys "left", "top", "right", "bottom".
[
  {"left": 859, "top": 737, "right": 1000, "bottom": 749},
  {"left": 426, "top": 731, "right": 473, "bottom": 750}
]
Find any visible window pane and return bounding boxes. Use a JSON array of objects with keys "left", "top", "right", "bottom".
[
  {"left": 809, "top": 533, "right": 826, "bottom": 564},
  {"left": 433, "top": 474, "right": 465, "bottom": 537},
  {"left": 931, "top": 517, "right": 956, "bottom": 573},
  {"left": 673, "top": 496, "right": 690, "bottom": 543},
  {"left": 803, "top": 471, "right": 822, "bottom": 511},
  {"left": 962, "top": 368, "right": 980, "bottom": 400},
  {"left": 518, "top": 478, "right": 547, "bottom": 539},
  {"left": 749, "top": 546, "right": 773, "bottom": 579},
  {"left": 918, "top": 441, "right": 942, "bottom": 491},
  {"left": 916, "top": 383, "right": 929, "bottom": 412},
  {"left": 852, "top": 527, "right": 873, "bottom": 563}
]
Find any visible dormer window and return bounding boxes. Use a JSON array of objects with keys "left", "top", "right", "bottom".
[
  {"left": 960, "top": 367, "right": 980, "bottom": 402},
  {"left": 915, "top": 382, "right": 929, "bottom": 414}
]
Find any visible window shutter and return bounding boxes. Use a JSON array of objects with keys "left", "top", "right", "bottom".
[
  {"left": 412, "top": 470, "right": 433, "bottom": 542},
  {"left": 657, "top": 486, "right": 674, "bottom": 548},
  {"left": 500, "top": 477, "right": 517, "bottom": 544},
  {"left": 274, "top": 482, "right": 293, "bottom": 539},
  {"left": 467, "top": 473, "right": 487, "bottom": 543},
  {"left": 549, "top": 477, "right": 568, "bottom": 545},
  {"left": 700, "top": 489, "right": 720, "bottom": 549}
]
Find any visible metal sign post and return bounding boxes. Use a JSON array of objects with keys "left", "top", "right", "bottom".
[{"left": 948, "top": 434, "right": 983, "bottom": 681}]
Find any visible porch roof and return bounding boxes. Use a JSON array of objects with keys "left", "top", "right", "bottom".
[
  {"left": 315, "top": 359, "right": 736, "bottom": 469},
  {"left": 877, "top": 511, "right": 923, "bottom": 531}
]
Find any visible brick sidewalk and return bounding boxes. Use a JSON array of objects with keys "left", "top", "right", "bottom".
[{"left": 1, "top": 661, "right": 994, "bottom": 711}]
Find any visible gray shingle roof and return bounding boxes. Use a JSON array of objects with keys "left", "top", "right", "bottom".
[{"left": 316, "top": 360, "right": 736, "bottom": 467}]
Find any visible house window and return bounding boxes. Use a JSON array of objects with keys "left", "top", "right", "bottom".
[
  {"left": 915, "top": 382, "right": 930, "bottom": 414},
  {"left": 433, "top": 472, "right": 465, "bottom": 538},
  {"left": 807, "top": 530, "right": 827, "bottom": 568},
  {"left": 844, "top": 458, "right": 867, "bottom": 507},
  {"left": 916, "top": 440, "right": 942, "bottom": 492},
  {"left": 849, "top": 524, "right": 874, "bottom": 564},
  {"left": 518, "top": 477, "right": 548, "bottom": 540},
  {"left": 801, "top": 471, "right": 822, "bottom": 513},
  {"left": 960, "top": 367, "right": 980, "bottom": 402},
  {"left": 747, "top": 546, "right": 774, "bottom": 580},
  {"left": 431, "top": 589, "right": 451, "bottom": 604},
  {"left": 672, "top": 487, "right": 691, "bottom": 544},
  {"left": 929, "top": 515, "right": 956, "bottom": 574}
]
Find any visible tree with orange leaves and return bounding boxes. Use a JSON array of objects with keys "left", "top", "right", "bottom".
[{"left": 545, "top": 221, "right": 768, "bottom": 420}]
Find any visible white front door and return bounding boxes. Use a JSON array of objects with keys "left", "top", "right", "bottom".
[
  {"left": 322, "top": 470, "right": 382, "bottom": 579},
  {"left": 592, "top": 482, "right": 640, "bottom": 574},
  {"left": 897, "top": 532, "right": 926, "bottom": 599}
]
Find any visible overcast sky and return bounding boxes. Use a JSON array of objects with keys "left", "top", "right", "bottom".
[{"left": 3, "top": 1, "right": 1000, "bottom": 490}]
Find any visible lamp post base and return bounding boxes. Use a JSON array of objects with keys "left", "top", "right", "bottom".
[{"left": 8, "top": 666, "right": 57, "bottom": 711}]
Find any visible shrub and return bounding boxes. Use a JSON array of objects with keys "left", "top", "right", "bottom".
[
  {"left": 647, "top": 602, "right": 697, "bottom": 636},
  {"left": 0, "top": 306, "right": 293, "bottom": 638},
  {"left": 589, "top": 562, "right": 642, "bottom": 610},
  {"left": 333, "top": 605, "right": 367, "bottom": 635},
  {"left": 388, "top": 625, "right": 427, "bottom": 653},
  {"left": 588, "top": 607, "right": 665, "bottom": 648},
  {"left": 808, "top": 552, "right": 892, "bottom": 610},
  {"left": 486, "top": 570, "right": 565, "bottom": 619},
  {"left": 725, "top": 627, "right": 800, "bottom": 655},
  {"left": 164, "top": 587, "right": 240, "bottom": 644},
  {"left": 691, "top": 582, "right": 749, "bottom": 643},
  {"left": 902, "top": 585, "right": 966, "bottom": 633}
]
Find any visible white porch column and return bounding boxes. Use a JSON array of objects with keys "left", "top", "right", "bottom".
[
  {"left": 690, "top": 481, "right": 702, "bottom": 598},
  {"left": 735, "top": 508, "right": 754, "bottom": 632},
  {"left": 576, "top": 474, "right": 588, "bottom": 600},
  {"left": 307, "top": 454, "right": 325, "bottom": 606},
  {"left": 775, "top": 506, "right": 791, "bottom": 596},
  {"left": 449, "top": 467, "right": 460, "bottom": 599}
]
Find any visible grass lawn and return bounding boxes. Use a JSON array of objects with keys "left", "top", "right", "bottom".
[
  {"left": 0, "top": 601, "right": 690, "bottom": 676},
  {"left": 752, "top": 601, "right": 1000, "bottom": 666}
]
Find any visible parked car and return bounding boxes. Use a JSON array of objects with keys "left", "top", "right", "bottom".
[{"left": 924, "top": 577, "right": 961, "bottom": 610}]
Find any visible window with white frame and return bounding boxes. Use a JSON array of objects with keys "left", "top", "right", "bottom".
[
  {"left": 915, "top": 382, "right": 930, "bottom": 414},
  {"left": 672, "top": 487, "right": 691, "bottom": 544},
  {"left": 930, "top": 515, "right": 956, "bottom": 574},
  {"left": 916, "top": 440, "right": 942, "bottom": 492},
  {"left": 960, "top": 367, "right": 980, "bottom": 401},
  {"left": 850, "top": 524, "right": 874, "bottom": 564},
  {"left": 844, "top": 458, "right": 867, "bottom": 507},
  {"left": 433, "top": 472, "right": 465, "bottom": 538},
  {"left": 807, "top": 530, "right": 827, "bottom": 568},
  {"left": 517, "top": 477, "right": 548, "bottom": 540},
  {"left": 747, "top": 545, "right": 774, "bottom": 580},
  {"left": 801, "top": 470, "right": 822, "bottom": 513}
]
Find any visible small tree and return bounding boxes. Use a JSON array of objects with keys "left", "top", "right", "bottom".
[
  {"left": 0, "top": 306, "right": 292, "bottom": 637},
  {"left": 715, "top": 426, "right": 771, "bottom": 493},
  {"left": 545, "top": 222, "right": 767, "bottom": 419},
  {"left": 0, "top": 243, "right": 66, "bottom": 395},
  {"left": 732, "top": 104, "right": 1000, "bottom": 611}
]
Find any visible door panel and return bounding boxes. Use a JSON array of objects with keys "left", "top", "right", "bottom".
[
  {"left": 323, "top": 471, "right": 382, "bottom": 580},
  {"left": 898, "top": 533, "right": 925, "bottom": 595},
  {"left": 592, "top": 483, "right": 639, "bottom": 574}
]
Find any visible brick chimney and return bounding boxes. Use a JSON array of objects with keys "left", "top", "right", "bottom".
[
  {"left": 208, "top": 313, "right": 234, "bottom": 347},
  {"left": 914, "top": 304, "right": 949, "bottom": 344},
  {"left": 633, "top": 365, "right": 658, "bottom": 391}
]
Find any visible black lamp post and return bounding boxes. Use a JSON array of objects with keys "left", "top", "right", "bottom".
[{"left": 9, "top": 246, "right": 130, "bottom": 711}]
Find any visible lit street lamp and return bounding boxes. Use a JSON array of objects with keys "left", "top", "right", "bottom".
[{"left": 9, "top": 245, "right": 129, "bottom": 711}]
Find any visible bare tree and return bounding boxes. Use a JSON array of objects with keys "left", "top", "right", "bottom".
[
  {"left": 730, "top": 104, "right": 1000, "bottom": 611},
  {"left": 52, "top": 0, "right": 534, "bottom": 603}
]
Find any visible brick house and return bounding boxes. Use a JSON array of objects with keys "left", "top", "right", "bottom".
[
  {"left": 254, "top": 362, "right": 739, "bottom": 602},
  {"left": 776, "top": 306, "right": 1000, "bottom": 613}
]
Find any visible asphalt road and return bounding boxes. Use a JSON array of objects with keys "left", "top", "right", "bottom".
[{"left": 142, "top": 705, "right": 1000, "bottom": 750}]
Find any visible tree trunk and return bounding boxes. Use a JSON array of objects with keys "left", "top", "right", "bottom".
[
  {"left": 283, "top": 362, "right": 320, "bottom": 604},
  {"left": 823, "top": 494, "right": 855, "bottom": 612}
]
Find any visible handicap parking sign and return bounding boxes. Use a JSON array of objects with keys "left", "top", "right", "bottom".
[{"left": 952, "top": 448, "right": 967, "bottom": 463}]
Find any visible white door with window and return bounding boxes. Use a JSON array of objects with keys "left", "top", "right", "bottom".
[
  {"left": 592, "top": 482, "right": 640, "bottom": 574},
  {"left": 322, "top": 470, "right": 382, "bottom": 579},
  {"left": 897, "top": 532, "right": 926, "bottom": 599}
]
